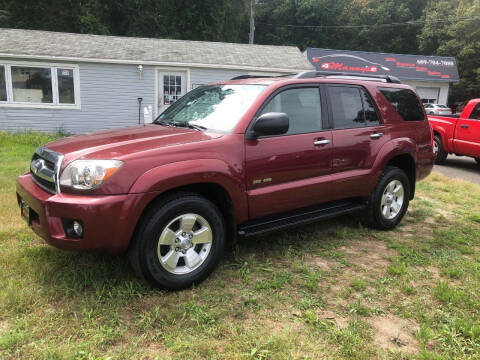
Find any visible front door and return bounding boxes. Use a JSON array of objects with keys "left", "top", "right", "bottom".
[
  {"left": 158, "top": 71, "right": 187, "bottom": 114},
  {"left": 245, "top": 86, "right": 333, "bottom": 219},
  {"left": 454, "top": 103, "right": 480, "bottom": 157}
]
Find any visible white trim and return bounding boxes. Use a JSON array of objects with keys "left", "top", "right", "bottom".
[
  {"left": 155, "top": 67, "right": 190, "bottom": 116},
  {"left": 0, "top": 60, "right": 81, "bottom": 109},
  {"left": 0, "top": 53, "right": 312, "bottom": 73},
  {"left": 0, "top": 65, "right": 8, "bottom": 103}
]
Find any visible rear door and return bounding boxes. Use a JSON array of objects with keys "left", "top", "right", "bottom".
[
  {"left": 454, "top": 103, "right": 480, "bottom": 157},
  {"left": 327, "top": 84, "right": 388, "bottom": 198},
  {"left": 245, "top": 85, "right": 333, "bottom": 219}
]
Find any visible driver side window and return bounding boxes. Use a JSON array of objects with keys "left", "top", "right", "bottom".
[
  {"left": 260, "top": 87, "right": 322, "bottom": 135},
  {"left": 470, "top": 103, "right": 480, "bottom": 120}
]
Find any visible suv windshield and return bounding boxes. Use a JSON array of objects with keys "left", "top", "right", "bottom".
[{"left": 154, "top": 84, "right": 266, "bottom": 132}]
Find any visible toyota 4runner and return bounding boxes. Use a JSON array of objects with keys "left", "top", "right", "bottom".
[{"left": 16, "top": 71, "right": 435, "bottom": 289}]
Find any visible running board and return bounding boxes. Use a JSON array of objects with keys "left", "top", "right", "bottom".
[{"left": 238, "top": 200, "right": 367, "bottom": 238}]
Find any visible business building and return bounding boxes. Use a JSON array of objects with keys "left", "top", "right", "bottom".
[{"left": 305, "top": 48, "right": 460, "bottom": 105}]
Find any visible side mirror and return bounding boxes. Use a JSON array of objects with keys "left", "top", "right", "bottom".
[{"left": 246, "top": 112, "right": 289, "bottom": 140}]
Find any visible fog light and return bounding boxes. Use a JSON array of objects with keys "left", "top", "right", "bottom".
[
  {"left": 72, "top": 221, "right": 83, "bottom": 237},
  {"left": 62, "top": 219, "right": 84, "bottom": 238}
]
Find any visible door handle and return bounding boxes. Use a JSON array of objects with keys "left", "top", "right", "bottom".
[
  {"left": 313, "top": 139, "right": 331, "bottom": 146},
  {"left": 370, "top": 132, "right": 384, "bottom": 139},
  {"left": 461, "top": 124, "right": 469, "bottom": 129}
]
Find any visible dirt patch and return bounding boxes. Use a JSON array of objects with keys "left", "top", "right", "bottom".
[
  {"left": 370, "top": 315, "right": 419, "bottom": 354},
  {"left": 143, "top": 342, "right": 170, "bottom": 359},
  {"left": 317, "top": 310, "right": 348, "bottom": 328},
  {"left": 340, "top": 240, "right": 396, "bottom": 269},
  {"left": 304, "top": 256, "right": 336, "bottom": 271},
  {"left": 0, "top": 320, "right": 9, "bottom": 336},
  {"left": 426, "top": 266, "right": 441, "bottom": 280}
]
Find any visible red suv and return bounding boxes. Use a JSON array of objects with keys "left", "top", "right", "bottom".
[{"left": 16, "top": 71, "right": 435, "bottom": 289}]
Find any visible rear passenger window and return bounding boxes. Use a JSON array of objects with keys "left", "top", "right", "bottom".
[
  {"left": 379, "top": 87, "right": 425, "bottom": 121},
  {"left": 260, "top": 87, "right": 322, "bottom": 135},
  {"left": 328, "top": 86, "right": 380, "bottom": 129},
  {"left": 360, "top": 88, "right": 380, "bottom": 125}
]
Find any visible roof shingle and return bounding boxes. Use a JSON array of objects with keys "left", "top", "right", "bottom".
[{"left": 0, "top": 28, "right": 314, "bottom": 72}]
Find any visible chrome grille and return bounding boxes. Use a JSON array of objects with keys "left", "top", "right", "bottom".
[{"left": 30, "top": 147, "right": 64, "bottom": 194}]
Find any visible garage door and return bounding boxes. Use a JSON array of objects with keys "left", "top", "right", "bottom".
[{"left": 416, "top": 87, "right": 440, "bottom": 104}]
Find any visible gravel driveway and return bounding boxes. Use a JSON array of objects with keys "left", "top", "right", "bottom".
[{"left": 434, "top": 155, "right": 480, "bottom": 185}]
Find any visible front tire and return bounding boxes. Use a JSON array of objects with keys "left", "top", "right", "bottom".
[
  {"left": 129, "top": 192, "right": 226, "bottom": 290},
  {"left": 433, "top": 135, "right": 448, "bottom": 164},
  {"left": 364, "top": 166, "right": 410, "bottom": 230}
]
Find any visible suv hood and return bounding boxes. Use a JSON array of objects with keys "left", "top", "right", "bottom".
[{"left": 46, "top": 124, "right": 223, "bottom": 162}]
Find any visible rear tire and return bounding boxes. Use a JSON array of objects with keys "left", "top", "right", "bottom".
[
  {"left": 364, "top": 166, "right": 410, "bottom": 230},
  {"left": 129, "top": 192, "right": 226, "bottom": 290},
  {"left": 433, "top": 135, "right": 448, "bottom": 165}
]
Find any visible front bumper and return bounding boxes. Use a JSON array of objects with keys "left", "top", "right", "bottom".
[{"left": 16, "top": 173, "right": 145, "bottom": 253}]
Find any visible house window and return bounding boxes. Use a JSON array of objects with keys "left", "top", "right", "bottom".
[
  {"left": 0, "top": 66, "right": 6, "bottom": 102},
  {"left": 11, "top": 66, "right": 53, "bottom": 103},
  {"left": 57, "top": 68, "right": 75, "bottom": 104},
  {"left": 0, "top": 62, "right": 80, "bottom": 108}
]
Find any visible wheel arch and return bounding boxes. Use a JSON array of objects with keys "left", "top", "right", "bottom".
[
  {"left": 385, "top": 153, "right": 416, "bottom": 200},
  {"left": 130, "top": 182, "right": 239, "bottom": 252}
]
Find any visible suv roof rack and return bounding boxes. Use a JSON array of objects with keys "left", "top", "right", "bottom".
[
  {"left": 293, "top": 71, "right": 401, "bottom": 84},
  {"left": 230, "top": 75, "right": 269, "bottom": 80},
  {"left": 230, "top": 74, "right": 292, "bottom": 80}
]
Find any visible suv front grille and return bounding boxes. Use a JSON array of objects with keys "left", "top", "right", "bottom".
[{"left": 30, "top": 147, "right": 63, "bottom": 194}]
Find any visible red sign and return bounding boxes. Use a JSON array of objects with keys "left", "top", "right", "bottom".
[
  {"left": 320, "top": 62, "right": 378, "bottom": 73},
  {"left": 396, "top": 62, "right": 415, "bottom": 68}
]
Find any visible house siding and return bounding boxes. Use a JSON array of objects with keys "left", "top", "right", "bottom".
[
  {"left": 0, "top": 61, "right": 287, "bottom": 134},
  {"left": 190, "top": 68, "right": 246, "bottom": 88},
  {"left": 0, "top": 61, "right": 156, "bottom": 134}
]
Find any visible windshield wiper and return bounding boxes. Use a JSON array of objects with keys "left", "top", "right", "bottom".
[
  {"left": 171, "top": 122, "right": 207, "bottom": 131},
  {"left": 155, "top": 120, "right": 175, "bottom": 127},
  {"left": 155, "top": 120, "right": 207, "bottom": 131}
]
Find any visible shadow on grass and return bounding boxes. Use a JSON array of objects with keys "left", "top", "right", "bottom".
[
  {"left": 19, "top": 213, "right": 367, "bottom": 299},
  {"left": 20, "top": 246, "right": 154, "bottom": 299}
]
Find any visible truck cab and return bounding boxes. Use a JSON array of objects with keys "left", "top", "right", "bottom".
[{"left": 429, "top": 99, "right": 480, "bottom": 164}]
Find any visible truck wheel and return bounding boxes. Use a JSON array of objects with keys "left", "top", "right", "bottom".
[
  {"left": 433, "top": 135, "right": 448, "bottom": 164},
  {"left": 364, "top": 166, "right": 410, "bottom": 230},
  {"left": 129, "top": 192, "right": 226, "bottom": 290}
]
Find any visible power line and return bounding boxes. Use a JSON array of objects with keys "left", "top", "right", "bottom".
[{"left": 256, "top": 15, "right": 480, "bottom": 30}]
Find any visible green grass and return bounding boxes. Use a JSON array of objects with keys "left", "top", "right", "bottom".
[{"left": 1, "top": 131, "right": 480, "bottom": 359}]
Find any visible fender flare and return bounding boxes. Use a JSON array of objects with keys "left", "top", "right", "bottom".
[
  {"left": 370, "top": 138, "right": 417, "bottom": 196},
  {"left": 129, "top": 159, "right": 248, "bottom": 223},
  {"left": 429, "top": 121, "right": 452, "bottom": 153}
]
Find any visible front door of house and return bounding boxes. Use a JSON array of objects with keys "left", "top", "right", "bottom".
[{"left": 158, "top": 71, "right": 187, "bottom": 114}]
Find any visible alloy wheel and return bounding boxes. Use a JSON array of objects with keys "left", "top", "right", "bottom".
[
  {"left": 380, "top": 180, "right": 404, "bottom": 220},
  {"left": 157, "top": 213, "right": 212, "bottom": 275}
]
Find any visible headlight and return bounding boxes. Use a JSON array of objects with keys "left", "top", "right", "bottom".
[{"left": 59, "top": 160, "right": 123, "bottom": 190}]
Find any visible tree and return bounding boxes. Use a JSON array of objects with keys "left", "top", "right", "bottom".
[{"left": 419, "top": 0, "right": 480, "bottom": 102}]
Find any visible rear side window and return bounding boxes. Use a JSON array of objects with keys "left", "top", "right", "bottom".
[
  {"left": 379, "top": 87, "right": 425, "bottom": 121},
  {"left": 470, "top": 103, "right": 480, "bottom": 120},
  {"left": 360, "top": 88, "right": 381, "bottom": 125},
  {"left": 328, "top": 85, "right": 380, "bottom": 129}
]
